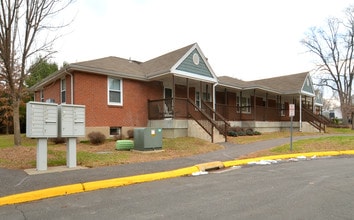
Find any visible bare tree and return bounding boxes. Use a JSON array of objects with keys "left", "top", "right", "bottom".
[
  {"left": 301, "top": 6, "right": 354, "bottom": 124},
  {"left": 0, "top": 0, "right": 74, "bottom": 146}
]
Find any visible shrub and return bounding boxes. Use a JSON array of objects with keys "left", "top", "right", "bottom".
[
  {"left": 254, "top": 131, "right": 262, "bottom": 135},
  {"left": 228, "top": 130, "right": 238, "bottom": 137},
  {"left": 237, "top": 131, "right": 246, "bottom": 136},
  {"left": 245, "top": 128, "right": 254, "bottom": 136},
  {"left": 49, "top": 137, "right": 66, "bottom": 144},
  {"left": 87, "top": 131, "right": 106, "bottom": 145}
]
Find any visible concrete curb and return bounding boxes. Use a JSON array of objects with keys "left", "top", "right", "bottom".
[
  {"left": 0, "top": 166, "right": 199, "bottom": 206},
  {"left": 1, "top": 150, "right": 354, "bottom": 206},
  {"left": 223, "top": 150, "right": 354, "bottom": 167}
]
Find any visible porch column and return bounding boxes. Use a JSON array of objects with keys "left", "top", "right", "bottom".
[
  {"left": 213, "top": 82, "right": 217, "bottom": 120},
  {"left": 240, "top": 91, "right": 243, "bottom": 120},
  {"left": 224, "top": 88, "right": 228, "bottom": 120},
  {"left": 279, "top": 95, "right": 282, "bottom": 119},
  {"left": 200, "top": 81, "right": 202, "bottom": 103},
  {"left": 299, "top": 94, "right": 302, "bottom": 132},
  {"left": 253, "top": 89, "right": 257, "bottom": 121},
  {"left": 186, "top": 78, "right": 189, "bottom": 99},
  {"left": 173, "top": 75, "right": 175, "bottom": 117},
  {"left": 265, "top": 92, "right": 268, "bottom": 121},
  {"left": 224, "top": 89, "right": 228, "bottom": 104},
  {"left": 312, "top": 97, "right": 315, "bottom": 113}
]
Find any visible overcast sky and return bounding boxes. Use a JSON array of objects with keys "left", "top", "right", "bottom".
[{"left": 53, "top": 0, "right": 354, "bottom": 81}]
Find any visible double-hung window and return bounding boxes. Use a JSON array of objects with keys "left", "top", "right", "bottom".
[
  {"left": 195, "top": 91, "right": 201, "bottom": 108},
  {"left": 242, "top": 97, "right": 251, "bottom": 113},
  {"left": 108, "top": 77, "right": 122, "bottom": 105},
  {"left": 61, "top": 78, "right": 66, "bottom": 103},
  {"left": 236, "top": 94, "right": 251, "bottom": 113},
  {"left": 40, "top": 90, "right": 44, "bottom": 102},
  {"left": 281, "top": 102, "right": 285, "bottom": 116}
]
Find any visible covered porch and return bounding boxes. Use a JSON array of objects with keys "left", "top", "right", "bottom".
[{"left": 147, "top": 74, "right": 229, "bottom": 143}]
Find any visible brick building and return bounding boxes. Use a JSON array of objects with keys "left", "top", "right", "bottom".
[{"left": 30, "top": 43, "right": 327, "bottom": 142}]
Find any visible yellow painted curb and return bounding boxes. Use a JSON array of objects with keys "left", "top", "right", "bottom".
[
  {"left": 0, "top": 166, "right": 199, "bottom": 206},
  {"left": 223, "top": 150, "right": 354, "bottom": 168},
  {"left": 83, "top": 166, "right": 200, "bottom": 192},
  {"left": 0, "top": 183, "right": 84, "bottom": 206}
]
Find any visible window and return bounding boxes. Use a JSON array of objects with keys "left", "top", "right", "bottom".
[
  {"left": 236, "top": 96, "right": 240, "bottom": 112},
  {"left": 203, "top": 84, "right": 211, "bottom": 102},
  {"left": 108, "top": 77, "right": 122, "bottom": 105},
  {"left": 61, "top": 78, "right": 66, "bottom": 103},
  {"left": 281, "top": 103, "right": 285, "bottom": 116},
  {"left": 202, "top": 92, "right": 210, "bottom": 102},
  {"left": 195, "top": 91, "right": 201, "bottom": 108},
  {"left": 237, "top": 95, "right": 251, "bottom": 113},
  {"left": 110, "top": 127, "right": 121, "bottom": 136},
  {"left": 241, "top": 97, "right": 251, "bottom": 113},
  {"left": 40, "top": 90, "right": 44, "bottom": 102}
]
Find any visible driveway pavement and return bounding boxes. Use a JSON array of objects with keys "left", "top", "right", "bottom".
[{"left": 0, "top": 134, "right": 353, "bottom": 206}]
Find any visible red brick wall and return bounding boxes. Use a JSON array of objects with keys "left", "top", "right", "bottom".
[
  {"left": 34, "top": 75, "right": 71, "bottom": 104},
  {"left": 215, "top": 91, "right": 225, "bottom": 104},
  {"left": 73, "top": 71, "right": 163, "bottom": 127},
  {"left": 268, "top": 99, "right": 276, "bottom": 107},
  {"left": 34, "top": 80, "right": 61, "bottom": 103},
  {"left": 189, "top": 87, "right": 195, "bottom": 100},
  {"left": 175, "top": 84, "right": 187, "bottom": 98},
  {"left": 227, "top": 92, "right": 236, "bottom": 106}
]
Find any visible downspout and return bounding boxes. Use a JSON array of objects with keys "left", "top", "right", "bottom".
[
  {"left": 299, "top": 94, "right": 302, "bottom": 132},
  {"left": 65, "top": 70, "right": 74, "bottom": 104}
]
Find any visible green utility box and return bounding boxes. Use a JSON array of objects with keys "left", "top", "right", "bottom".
[
  {"left": 133, "top": 128, "right": 162, "bottom": 151},
  {"left": 115, "top": 140, "right": 134, "bottom": 151}
]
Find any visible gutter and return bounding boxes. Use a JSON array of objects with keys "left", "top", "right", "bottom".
[{"left": 69, "top": 64, "right": 149, "bottom": 82}]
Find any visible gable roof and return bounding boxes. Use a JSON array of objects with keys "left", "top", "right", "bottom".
[
  {"left": 252, "top": 72, "right": 311, "bottom": 94},
  {"left": 218, "top": 72, "right": 314, "bottom": 96},
  {"left": 142, "top": 44, "right": 195, "bottom": 77},
  {"left": 73, "top": 56, "right": 144, "bottom": 75},
  {"left": 29, "top": 43, "right": 314, "bottom": 98},
  {"left": 30, "top": 43, "right": 219, "bottom": 90}
]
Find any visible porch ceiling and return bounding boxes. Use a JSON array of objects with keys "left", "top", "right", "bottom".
[{"left": 154, "top": 74, "right": 215, "bottom": 87}]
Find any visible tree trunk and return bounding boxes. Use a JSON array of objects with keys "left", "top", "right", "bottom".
[
  {"left": 341, "top": 103, "right": 350, "bottom": 125},
  {"left": 12, "top": 99, "right": 21, "bottom": 146}
]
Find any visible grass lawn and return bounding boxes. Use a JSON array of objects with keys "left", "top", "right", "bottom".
[
  {"left": 0, "top": 136, "right": 223, "bottom": 169},
  {"left": 0, "top": 127, "right": 353, "bottom": 169}
]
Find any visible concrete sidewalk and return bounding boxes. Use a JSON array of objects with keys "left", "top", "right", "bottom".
[{"left": 1, "top": 135, "right": 353, "bottom": 206}]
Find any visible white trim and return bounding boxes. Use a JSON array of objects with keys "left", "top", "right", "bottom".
[
  {"left": 170, "top": 43, "right": 218, "bottom": 83},
  {"left": 301, "top": 74, "right": 316, "bottom": 96},
  {"left": 107, "top": 77, "right": 123, "bottom": 106},
  {"left": 173, "top": 70, "right": 217, "bottom": 83},
  {"left": 301, "top": 90, "right": 316, "bottom": 97}
]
